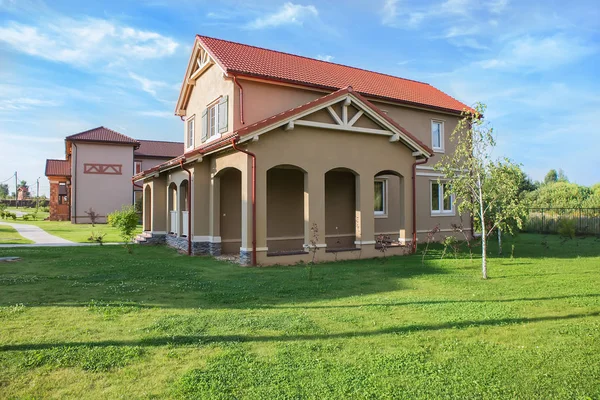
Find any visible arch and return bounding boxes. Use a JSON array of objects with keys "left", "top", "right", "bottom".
[
  {"left": 168, "top": 182, "right": 178, "bottom": 234},
  {"left": 218, "top": 168, "right": 242, "bottom": 254},
  {"left": 143, "top": 185, "right": 152, "bottom": 231},
  {"left": 325, "top": 168, "right": 359, "bottom": 249},
  {"left": 266, "top": 164, "right": 307, "bottom": 253},
  {"left": 373, "top": 169, "right": 406, "bottom": 246},
  {"left": 179, "top": 180, "right": 189, "bottom": 237}
]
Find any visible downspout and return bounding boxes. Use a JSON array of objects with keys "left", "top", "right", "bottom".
[
  {"left": 72, "top": 142, "right": 77, "bottom": 223},
  {"left": 231, "top": 137, "right": 256, "bottom": 266},
  {"left": 179, "top": 159, "right": 193, "bottom": 256},
  {"left": 232, "top": 75, "right": 245, "bottom": 125},
  {"left": 412, "top": 157, "right": 429, "bottom": 253}
]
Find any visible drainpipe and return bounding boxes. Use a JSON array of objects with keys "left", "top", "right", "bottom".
[
  {"left": 232, "top": 75, "right": 245, "bottom": 125},
  {"left": 412, "top": 157, "right": 429, "bottom": 253},
  {"left": 72, "top": 142, "right": 78, "bottom": 223},
  {"left": 179, "top": 159, "right": 193, "bottom": 256},
  {"left": 231, "top": 137, "right": 256, "bottom": 266}
]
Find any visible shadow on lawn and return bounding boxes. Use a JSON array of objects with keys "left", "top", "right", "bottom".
[
  {"left": 3, "top": 310, "right": 599, "bottom": 352},
  {"left": 0, "top": 246, "right": 448, "bottom": 309}
]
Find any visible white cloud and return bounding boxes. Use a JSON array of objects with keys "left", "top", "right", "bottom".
[
  {"left": 0, "top": 18, "right": 179, "bottom": 68},
  {"left": 381, "top": 0, "right": 399, "bottom": 26},
  {"left": 0, "top": 97, "right": 60, "bottom": 111},
  {"left": 247, "top": 2, "right": 318, "bottom": 29},
  {"left": 128, "top": 73, "right": 171, "bottom": 97},
  {"left": 488, "top": 0, "right": 508, "bottom": 14},
  {"left": 479, "top": 35, "right": 596, "bottom": 71},
  {"left": 316, "top": 54, "right": 334, "bottom": 62}
]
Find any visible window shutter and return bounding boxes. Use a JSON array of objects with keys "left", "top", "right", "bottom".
[
  {"left": 218, "top": 95, "right": 228, "bottom": 133},
  {"left": 201, "top": 108, "right": 208, "bottom": 143}
]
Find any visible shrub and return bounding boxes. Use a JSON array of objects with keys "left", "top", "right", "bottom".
[
  {"left": 88, "top": 231, "right": 106, "bottom": 245},
  {"left": 558, "top": 219, "right": 576, "bottom": 240},
  {"left": 134, "top": 196, "right": 143, "bottom": 213},
  {"left": 22, "top": 214, "right": 30, "bottom": 221},
  {"left": 9, "top": 212, "right": 16, "bottom": 220},
  {"left": 85, "top": 208, "right": 100, "bottom": 227},
  {"left": 108, "top": 206, "right": 139, "bottom": 253}
]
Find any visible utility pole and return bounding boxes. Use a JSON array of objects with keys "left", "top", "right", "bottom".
[
  {"left": 14, "top": 171, "right": 18, "bottom": 209},
  {"left": 36, "top": 177, "right": 40, "bottom": 210}
]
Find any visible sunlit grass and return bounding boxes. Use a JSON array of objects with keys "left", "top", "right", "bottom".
[{"left": 0, "top": 234, "right": 598, "bottom": 398}]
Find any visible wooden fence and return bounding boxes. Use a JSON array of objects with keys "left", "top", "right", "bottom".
[{"left": 525, "top": 208, "right": 600, "bottom": 235}]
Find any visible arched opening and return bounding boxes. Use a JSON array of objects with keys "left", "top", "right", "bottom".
[
  {"left": 266, "top": 164, "right": 307, "bottom": 254},
  {"left": 216, "top": 168, "right": 242, "bottom": 254},
  {"left": 374, "top": 170, "right": 405, "bottom": 247},
  {"left": 325, "top": 168, "right": 358, "bottom": 250},
  {"left": 179, "top": 180, "right": 189, "bottom": 237},
  {"left": 168, "top": 182, "right": 177, "bottom": 234},
  {"left": 143, "top": 185, "right": 152, "bottom": 231}
]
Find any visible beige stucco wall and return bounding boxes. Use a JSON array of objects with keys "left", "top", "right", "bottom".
[
  {"left": 374, "top": 174, "right": 404, "bottom": 238},
  {"left": 186, "top": 64, "right": 234, "bottom": 149},
  {"left": 233, "top": 79, "right": 323, "bottom": 130},
  {"left": 71, "top": 142, "right": 134, "bottom": 223}
]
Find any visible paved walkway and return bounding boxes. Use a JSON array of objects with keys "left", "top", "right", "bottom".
[{"left": 0, "top": 221, "right": 73, "bottom": 245}]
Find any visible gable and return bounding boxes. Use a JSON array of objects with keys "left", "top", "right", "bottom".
[
  {"left": 235, "top": 88, "right": 433, "bottom": 157},
  {"left": 175, "top": 40, "right": 223, "bottom": 116}
]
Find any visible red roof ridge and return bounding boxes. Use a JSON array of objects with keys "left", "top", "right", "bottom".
[
  {"left": 196, "top": 34, "right": 430, "bottom": 87},
  {"left": 66, "top": 126, "right": 138, "bottom": 144},
  {"left": 137, "top": 139, "right": 184, "bottom": 144}
]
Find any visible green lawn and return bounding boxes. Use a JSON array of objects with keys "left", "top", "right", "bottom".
[
  {"left": 0, "top": 225, "right": 33, "bottom": 244},
  {"left": 3, "top": 218, "right": 140, "bottom": 243},
  {"left": 0, "top": 234, "right": 599, "bottom": 399}
]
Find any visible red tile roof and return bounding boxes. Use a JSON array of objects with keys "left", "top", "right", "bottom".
[
  {"left": 66, "top": 126, "right": 139, "bottom": 146},
  {"left": 135, "top": 140, "right": 184, "bottom": 159},
  {"left": 45, "top": 159, "right": 71, "bottom": 177},
  {"left": 198, "top": 35, "right": 470, "bottom": 114}
]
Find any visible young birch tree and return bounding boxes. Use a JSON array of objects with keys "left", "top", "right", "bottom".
[{"left": 435, "top": 103, "right": 527, "bottom": 279}]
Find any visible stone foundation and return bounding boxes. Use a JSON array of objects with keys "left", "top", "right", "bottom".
[
  {"left": 239, "top": 250, "right": 252, "bottom": 266},
  {"left": 165, "top": 235, "right": 213, "bottom": 255},
  {"left": 209, "top": 242, "right": 221, "bottom": 256},
  {"left": 144, "top": 233, "right": 166, "bottom": 245}
]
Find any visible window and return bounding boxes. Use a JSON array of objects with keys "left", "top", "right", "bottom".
[
  {"left": 374, "top": 179, "right": 387, "bottom": 216},
  {"left": 431, "top": 181, "right": 453, "bottom": 215},
  {"left": 201, "top": 96, "right": 228, "bottom": 143},
  {"left": 134, "top": 161, "right": 142, "bottom": 175},
  {"left": 209, "top": 104, "right": 217, "bottom": 138},
  {"left": 187, "top": 117, "right": 195, "bottom": 148},
  {"left": 432, "top": 120, "right": 444, "bottom": 152}
]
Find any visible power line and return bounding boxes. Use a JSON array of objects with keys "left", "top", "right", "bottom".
[{"left": 0, "top": 173, "right": 15, "bottom": 183}]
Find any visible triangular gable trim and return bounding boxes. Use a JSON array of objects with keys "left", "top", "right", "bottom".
[
  {"left": 237, "top": 90, "right": 433, "bottom": 157},
  {"left": 174, "top": 37, "right": 226, "bottom": 116}
]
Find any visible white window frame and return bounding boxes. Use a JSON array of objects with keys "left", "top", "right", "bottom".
[
  {"left": 430, "top": 180, "right": 454, "bottom": 216},
  {"left": 209, "top": 103, "right": 218, "bottom": 138},
  {"left": 187, "top": 116, "right": 195, "bottom": 149},
  {"left": 374, "top": 178, "right": 388, "bottom": 217},
  {"left": 431, "top": 120, "right": 444, "bottom": 153}
]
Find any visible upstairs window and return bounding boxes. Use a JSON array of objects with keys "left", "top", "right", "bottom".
[
  {"left": 187, "top": 117, "right": 195, "bottom": 149},
  {"left": 134, "top": 161, "right": 142, "bottom": 174},
  {"left": 432, "top": 120, "right": 444, "bottom": 152},
  {"left": 201, "top": 95, "right": 229, "bottom": 143},
  {"left": 374, "top": 179, "right": 387, "bottom": 216},
  {"left": 431, "top": 181, "right": 453, "bottom": 215}
]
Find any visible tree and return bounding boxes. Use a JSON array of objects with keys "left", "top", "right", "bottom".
[
  {"left": 0, "top": 183, "right": 8, "bottom": 199},
  {"left": 544, "top": 169, "right": 558, "bottom": 185},
  {"left": 435, "top": 103, "right": 527, "bottom": 279},
  {"left": 557, "top": 169, "right": 569, "bottom": 182}
]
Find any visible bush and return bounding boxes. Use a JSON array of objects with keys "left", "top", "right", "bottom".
[
  {"left": 134, "top": 196, "right": 143, "bottom": 213},
  {"left": 558, "top": 219, "right": 576, "bottom": 240},
  {"left": 22, "top": 214, "right": 30, "bottom": 221},
  {"left": 108, "top": 206, "right": 139, "bottom": 253}
]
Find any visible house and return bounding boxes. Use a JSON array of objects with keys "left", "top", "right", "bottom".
[
  {"left": 134, "top": 35, "right": 472, "bottom": 265},
  {"left": 17, "top": 185, "right": 30, "bottom": 200},
  {"left": 45, "top": 127, "right": 183, "bottom": 223}
]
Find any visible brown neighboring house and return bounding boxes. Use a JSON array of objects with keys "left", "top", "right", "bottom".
[
  {"left": 134, "top": 35, "right": 472, "bottom": 265},
  {"left": 45, "top": 127, "right": 182, "bottom": 223}
]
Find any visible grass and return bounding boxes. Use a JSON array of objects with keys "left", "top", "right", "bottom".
[
  {"left": 0, "top": 233, "right": 598, "bottom": 398},
  {"left": 0, "top": 225, "right": 34, "bottom": 244},
  {"left": 2, "top": 213, "right": 141, "bottom": 243}
]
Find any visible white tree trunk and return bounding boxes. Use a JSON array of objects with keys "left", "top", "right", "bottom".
[{"left": 477, "top": 173, "right": 487, "bottom": 279}]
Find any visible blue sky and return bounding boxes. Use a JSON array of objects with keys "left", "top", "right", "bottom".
[{"left": 1, "top": 0, "right": 598, "bottom": 195}]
